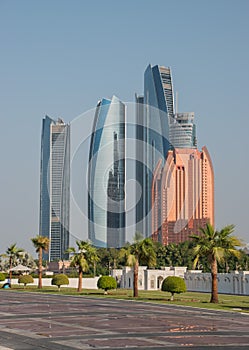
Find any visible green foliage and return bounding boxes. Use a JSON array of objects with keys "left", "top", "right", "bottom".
[
  {"left": 0, "top": 273, "right": 6, "bottom": 282},
  {"left": 152, "top": 226, "right": 245, "bottom": 274},
  {"left": 191, "top": 224, "right": 242, "bottom": 268},
  {"left": 95, "top": 247, "right": 123, "bottom": 276},
  {"left": 66, "top": 270, "right": 81, "bottom": 278},
  {"left": 31, "top": 273, "right": 51, "bottom": 278},
  {"left": 34, "top": 259, "right": 48, "bottom": 268},
  {"left": 67, "top": 241, "right": 99, "bottom": 273},
  {"left": 120, "top": 233, "right": 156, "bottom": 298},
  {"left": 97, "top": 276, "right": 117, "bottom": 292},
  {"left": 31, "top": 235, "right": 50, "bottom": 289},
  {"left": 18, "top": 274, "right": 34, "bottom": 287},
  {"left": 4, "top": 244, "right": 24, "bottom": 272},
  {"left": 161, "top": 276, "right": 186, "bottom": 300},
  {"left": 66, "top": 241, "right": 99, "bottom": 292},
  {"left": 51, "top": 274, "right": 69, "bottom": 290},
  {"left": 190, "top": 223, "right": 243, "bottom": 304},
  {"left": 6, "top": 243, "right": 24, "bottom": 260},
  {"left": 31, "top": 236, "right": 50, "bottom": 253},
  {"left": 154, "top": 241, "right": 196, "bottom": 270},
  {"left": 123, "top": 234, "right": 157, "bottom": 268}
]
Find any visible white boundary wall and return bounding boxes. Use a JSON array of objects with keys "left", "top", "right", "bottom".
[
  {"left": 8, "top": 270, "right": 249, "bottom": 295},
  {"left": 185, "top": 271, "right": 249, "bottom": 295},
  {"left": 112, "top": 266, "right": 187, "bottom": 290},
  {"left": 6, "top": 277, "right": 99, "bottom": 289}
]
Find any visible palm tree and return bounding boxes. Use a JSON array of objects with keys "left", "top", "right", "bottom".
[
  {"left": 5, "top": 243, "right": 24, "bottom": 283},
  {"left": 67, "top": 241, "right": 99, "bottom": 292},
  {"left": 122, "top": 233, "right": 156, "bottom": 297},
  {"left": 18, "top": 252, "right": 37, "bottom": 270},
  {"left": 31, "top": 235, "right": 50, "bottom": 289},
  {"left": 191, "top": 223, "right": 242, "bottom": 303}
]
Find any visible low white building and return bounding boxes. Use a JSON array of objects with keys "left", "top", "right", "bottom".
[{"left": 111, "top": 266, "right": 187, "bottom": 291}]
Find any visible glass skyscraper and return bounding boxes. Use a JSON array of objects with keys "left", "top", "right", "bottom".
[
  {"left": 88, "top": 96, "right": 125, "bottom": 248},
  {"left": 39, "top": 116, "right": 70, "bottom": 261},
  {"left": 136, "top": 64, "right": 174, "bottom": 237},
  {"left": 135, "top": 94, "right": 144, "bottom": 234},
  {"left": 169, "top": 112, "right": 197, "bottom": 149}
]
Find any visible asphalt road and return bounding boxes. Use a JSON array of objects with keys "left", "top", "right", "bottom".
[{"left": 0, "top": 290, "right": 248, "bottom": 349}]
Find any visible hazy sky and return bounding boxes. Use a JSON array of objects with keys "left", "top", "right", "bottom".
[{"left": 1, "top": 0, "right": 249, "bottom": 255}]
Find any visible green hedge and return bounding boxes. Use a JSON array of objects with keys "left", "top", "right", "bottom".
[
  {"left": 161, "top": 276, "right": 186, "bottom": 300},
  {"left": 0, "top": 273, "right": 6, "bottom": 282},
  {"left": 18, "top": 275, "right": 34, "bottom": 287},
  {"left": 51, "top": 274, "right": 69, "bottom": 291},
  {"left": 97, "top": 276, "right": 117, "bottom": 293}
]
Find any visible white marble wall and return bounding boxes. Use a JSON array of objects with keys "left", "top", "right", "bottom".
[
  {"left": 111, "top": 266, "right": 187, "bottom": 290},
  {"left": 7, "top": 277, "right": 99, "bottom": 289},
  {"left": 185, "top": 271, "right": 249, "bottom": 295}
]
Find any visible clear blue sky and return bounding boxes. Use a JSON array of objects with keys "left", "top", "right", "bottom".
[{"left": 0, "top": 0, "right": 248, "bottom": 254}]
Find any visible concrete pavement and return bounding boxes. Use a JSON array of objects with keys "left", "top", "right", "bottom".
[{"left": 0, "top": 290, "right": 248, "bottom": 349}]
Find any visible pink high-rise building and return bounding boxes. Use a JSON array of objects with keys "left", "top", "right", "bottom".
[{"left": 151, "top": 146, "right": 214, "bottom": 245}]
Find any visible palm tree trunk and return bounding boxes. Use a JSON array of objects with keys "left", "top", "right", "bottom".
[
  {"left": 38, "top": 247, "right": 42, "bottom": 289},
  {"left": 78, "top": 269, "right": 83, "bottom": 292},
  {"left": 9, "top": 256, "right": 13, "bottom": 283},
  {"left": 210, "top": 256, "right": 218, "bottom": 303},
  {"left": 133, "top": 259, "right": 139, "bottom": 298}
]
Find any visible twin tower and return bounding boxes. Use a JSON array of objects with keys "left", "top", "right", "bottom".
[{"left": 40, "top": 64, "right": 214, "bottom": 260}]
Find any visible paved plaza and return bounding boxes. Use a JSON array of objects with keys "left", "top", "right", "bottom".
[{"left": 0, "top": 290, "right": 248, "bottom": 349}]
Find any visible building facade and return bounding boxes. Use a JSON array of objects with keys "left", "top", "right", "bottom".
[
  {"left": 88, "top": 96, "right": 126, "bottom": 248},
  {"left": 135, "top": 94, "right": 145, "bottom": 235},
  {"left": 39, "top": 116, "right": 70, "bottom": 261},
  {"left": 136, "top": 65, "right": 174, "bottom": 237},
  {"left": 135, "top": 64, "right": 214, "bottom": 244},
  {"left": 169, "top": 112, "right": 197, "bottom": 149},
  {"left": 151, "top": 147, "right": 214, "bottom": 245}
]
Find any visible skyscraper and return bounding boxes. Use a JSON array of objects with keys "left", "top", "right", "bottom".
[
  {"left": 169, "top": 112, "right": 197, "bottom": 149},
  {"left": 88, "top": 96, "right": 125, "bottom": 248},
  {"left": 135, "top": 94, "right": 145, "bottom": 235},
  {"left": 136, "top": 64, "right": 214, "bottom": 244},
  {"left": 39, "top": 116, "right": 70, "bottom": 261},
  {"left": 151, "top": 147, "right": 214, "bottom": 245},
  {"left": 136, "top": 64, "right": 174, "bottom": 237}
]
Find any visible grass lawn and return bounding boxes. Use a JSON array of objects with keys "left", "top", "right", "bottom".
[{"left": 3, "top": 284, "right": 249, "bottom": 313}]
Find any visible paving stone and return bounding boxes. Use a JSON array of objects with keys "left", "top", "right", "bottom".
[{"left": 0, "top": 290, "right": 248, "bottom": 349}]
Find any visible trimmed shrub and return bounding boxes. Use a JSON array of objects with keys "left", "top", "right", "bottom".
[
  {"left": 161, "top": 276, "right": 187, "bottom": 300},
  {"left": 51, "top": 274, "right": 69, "bottom": 291},
  {"left": 18, "top": 275, "right": 34, "bottom": 288},
  {"left": 97, "top": 276, "right": 117, "bottom": 294},
  {"left": 0, "top": 273, "right": 6, "bottom": 282}
]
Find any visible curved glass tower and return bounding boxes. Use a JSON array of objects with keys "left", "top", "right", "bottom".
[
  {"left": 137, "top": 64, "right": 174, "bottom": 237},
  {"left": 88, "top": 96, "right": 125, "bottom": 247}
]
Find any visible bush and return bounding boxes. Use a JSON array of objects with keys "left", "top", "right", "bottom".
[
  {"left": 51, "top": 274, "right": 69, "bottom": 291},
  {"left": 161, "top": 276, "right": 186, "bottom": 300},
  {"left": 0, "top": 273, "right": 6, "bottom": 282},
  {"left": 18, "top": 275, "right": 34, "bottom": 288},
  {"left": 97, "top": 276, "right": 117, "bottom": 294}
]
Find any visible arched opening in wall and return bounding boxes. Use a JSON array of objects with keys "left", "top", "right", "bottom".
[
  {"left": 233, "top": 276, "right": 240, "bottom": 294},
  {"left": 157, "top": 276, "right": 164, "bottom": 289}
]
